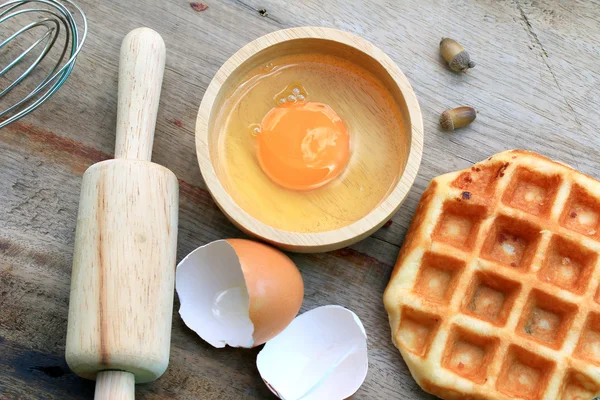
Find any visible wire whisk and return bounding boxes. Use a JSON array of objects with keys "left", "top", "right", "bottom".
[{"left": 0, "top": 0, "right": 87, "bottom": 128}]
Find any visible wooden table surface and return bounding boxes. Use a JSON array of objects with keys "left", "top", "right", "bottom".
[{"left": 1, "top": 0, "right": 599, "bottom": 399}]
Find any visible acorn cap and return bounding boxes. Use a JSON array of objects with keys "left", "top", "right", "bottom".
[
  {"left": 440, "top": 110, "right": 454, "bottom": 131},
  {"left": 449, "top": 51, "right": 476, "bottom": 72}
]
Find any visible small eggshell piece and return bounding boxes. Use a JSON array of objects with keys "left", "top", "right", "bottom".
[{"left": 257, "top": 305, "right": 368, "bottom": 400}]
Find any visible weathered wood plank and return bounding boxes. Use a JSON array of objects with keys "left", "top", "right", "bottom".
[{"left": 1, "top": 0, "right": 599, "bottom": 398}]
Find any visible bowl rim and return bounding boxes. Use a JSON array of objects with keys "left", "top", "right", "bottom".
[{"left": 196, "top": 26, "right": 424, "bottom": 252}]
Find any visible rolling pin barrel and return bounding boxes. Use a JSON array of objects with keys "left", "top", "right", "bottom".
[{"left": 66, "top": 28, "right": 178, "bottom": 400}]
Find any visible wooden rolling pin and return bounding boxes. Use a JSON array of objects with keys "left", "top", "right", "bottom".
[{"left": 65, "top": 28, "right": 178, "bottom": 399}]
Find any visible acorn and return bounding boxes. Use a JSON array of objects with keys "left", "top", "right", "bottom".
[
  {"left": 440, "top": 106, "right": 477, "bottom": 131},
  {"left": 440, "top": 38, "right": 475, "bottom": 72}
]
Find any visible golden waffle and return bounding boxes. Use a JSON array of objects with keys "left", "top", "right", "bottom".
[{"left": 384, "top": 150, "right": 600, "bottom": 400}]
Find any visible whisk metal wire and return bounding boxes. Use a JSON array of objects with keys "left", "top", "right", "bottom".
[{"left": 0, "top": 0, "right": 87, "bottom": 128}]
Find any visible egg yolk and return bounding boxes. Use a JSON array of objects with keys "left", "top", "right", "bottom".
[{"left": 257, "top": 101, "right": 350, "bottom": 191}]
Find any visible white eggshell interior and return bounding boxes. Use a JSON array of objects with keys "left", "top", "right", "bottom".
[
  {"left": 176, "top": 240, "right": 254, "bottom": 348},
  {"left": 256, "top": 305, "right": 368, "bottom": 400}
]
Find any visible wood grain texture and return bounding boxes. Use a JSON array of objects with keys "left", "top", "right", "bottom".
[
  {"left": 115, "top": 28, "right": 166, "bottom": 161},
  {"left": 196, "top": 27, "right": 423, "bottom": 252},
  {"left": 95, "top": 371, "right": 135, "bottom": 400},
  {"left": 0, "top": 0, "right": 599, "bottom": 399},
  {"left": 65, "top": 161, "right": 179, "bottom": 383},
  {"left": 64, "top": 26, "right": 180, "bottom": 400}
]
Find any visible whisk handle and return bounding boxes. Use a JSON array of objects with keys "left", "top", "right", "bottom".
[{"left": 115, "top": 28, "right": 165, "bottom": 161}]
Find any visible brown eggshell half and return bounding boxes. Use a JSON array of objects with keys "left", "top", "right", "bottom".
[{"left": 226, "top": 239, "right": 304, "bottom": 346}]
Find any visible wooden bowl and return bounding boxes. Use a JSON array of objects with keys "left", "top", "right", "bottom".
[{"left": 196, "top": 27, "right": 423, "bottom": 253}]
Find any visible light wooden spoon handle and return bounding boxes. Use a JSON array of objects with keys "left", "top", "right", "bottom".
[
  {"left": 115, "top": 27, "right": 166, "bottom": 161},
  {"left": 95, "top": 371, "right": 135, "bottom": 400}
]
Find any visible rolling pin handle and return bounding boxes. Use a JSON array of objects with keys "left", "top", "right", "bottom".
[
  {"left": 94, "top": 371, "right": 135, "bottom": 400},
  {"left": 114, "top": 27, "right": 166, "bottom": 161}
]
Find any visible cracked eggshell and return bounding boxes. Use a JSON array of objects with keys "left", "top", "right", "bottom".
[
  {"left": 176, "top": 239, "right": 304, "bottom": 348},
  {"left": 257, "top": 305, "right": 368, "bottom": 400}
]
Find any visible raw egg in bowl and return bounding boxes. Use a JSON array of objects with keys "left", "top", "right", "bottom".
[{"left": 196, "top": 27, "right": 423, "bottom": 252}]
